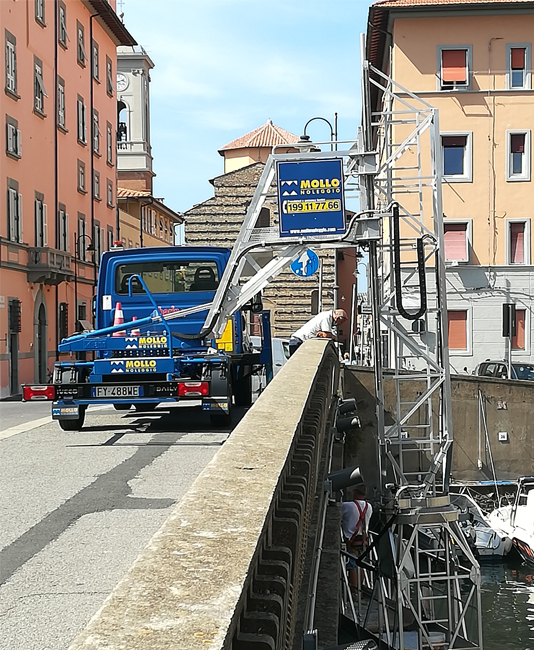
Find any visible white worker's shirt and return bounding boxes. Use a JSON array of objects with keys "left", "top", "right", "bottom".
[
  {"left": 341, "top": 499, "right": 373, "bottom": 540},
  {"left": 292, "top": 310, "right": 335, "bottom": 342}
]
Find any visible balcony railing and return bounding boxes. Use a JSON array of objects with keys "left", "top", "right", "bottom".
[{"left": 27, "top": 247, "right": 74, "bottom": 285}]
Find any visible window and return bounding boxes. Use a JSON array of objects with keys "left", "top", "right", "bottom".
[
  {"left": 507, "top": 44, "right": 531, "bottom": 90},
  {"left": 115, "top": 260, "right": 221, "bottom": 295},
  {"left": 58, "top": 205, "right": 68, "bottom": 251},
  {"left": 106, "top": 56, "right": 113, "bottom": 96},
  {"left": 6, "top": 116, "right": 21, "bottom": 158},
  {"left": 77, "top": 96, "right": 86, "bottom": 144},
  {"left": 107, "top": 227, "right": 114, "bottom": 251},
  {"left": 77, "top": 160, "right": 86, "bottom": 193},
  {"left": 448, "top": 311, "right": 467, "bottom": 350},
  {"left": 34, "top": 193, "right": 48, "bottom": 247},
  {"left": 7, "top": 181, "right": 22, "bottom": 243},
  {"left": 5, "top": 31, "right": 17, "bottom": 96},
  {"left": 58, "top": 2, "right": 68, "bottom": 48},
  {"left": 256, "top": 206, "right": 270, "bottom": 228},
  {"left": 77, "top": 214, "right": 87, "bottom": 261},
  {"left": 93, "top": 170, "right": 101, "bottom": 200},
  {"left": 107, "top": 178, "right": 114, "bottom": 207},
  {"left": 441, "top": 133, "right": 472, "bottom": 181},
  {"left": 35, "top": 0, "right": 45, "bottom": 25},
  {"left": 76, "top": 21, "right": 87, "bottom": 67},
  {"left": 106, "top": 121, "right": 113, "bottom": 164},
  {"left": 444, "top": 222, "right": 470, "bottom": 262},
  {"left": 57, "top": 77, "right": 66, "bottom": 130},
  {"left": 92, "top": 109, "right": 101, "bottom": 154},
  {"left": 92, "top": 40, "right": 99, "bottom": 81},
  {"left": 438, "top": 46, "right": 471, "bottom": 90},
  {"left": 59, "top": 302, "right": 69, "bottom": 340},
  {"left": 512, "top": 309, "right": 526, "bottom": 350},
  {"left": 507, "top": 220, "right": 530, "bottom": 264},
  {"left": 34, "top": 57, "right": 47, "bottom": 115},
  {"left": 506, "top": 130, "right": 531, "bottom": 181}
]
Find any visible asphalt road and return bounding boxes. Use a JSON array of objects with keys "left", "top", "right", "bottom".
[{"left": 0, "top": 402, "right": 239, "bottom": 650}]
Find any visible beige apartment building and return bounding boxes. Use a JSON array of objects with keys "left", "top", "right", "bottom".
[{"left": 368, "top": 0, "right": 534, "bottom": 372}]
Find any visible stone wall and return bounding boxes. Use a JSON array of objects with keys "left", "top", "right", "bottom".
[
  {"left": 344, "top": 368, "right": 534, "bottom": 484},
  {"left": 184, "top": 163, "right": 335, "bottom": 338}
]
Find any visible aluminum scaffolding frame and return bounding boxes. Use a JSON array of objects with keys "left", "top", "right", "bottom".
[{"left": 348, "top": 35, "right": 484, "bottom": 650}]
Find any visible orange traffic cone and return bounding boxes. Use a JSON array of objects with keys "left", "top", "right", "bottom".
[
  {"left": 130, "top": 316, "right": 140, "bottom": 337},
  {"left": 112, "top": 302, "right": 126, "bottom": 337}
]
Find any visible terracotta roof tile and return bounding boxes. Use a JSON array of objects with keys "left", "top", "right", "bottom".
[
  {"left": 117, "top": 187, "right": 151, "bottom": 198},
  {"left": 219, "top": 120, "right": 299, "bottom": 153},
  {"left": 373, "top": 0, "right": 532, "bottom": 6}
]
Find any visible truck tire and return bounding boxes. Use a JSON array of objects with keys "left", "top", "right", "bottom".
[
  {"left": 234, "top": 370, "right": 252, "bottom": 407},
  {"left": 113, "top": 403, "right": 132, "bottom": 411},
  {"left": 58, "top": 406, "right": 86, "bottom": 431},
  {"left": 210, "top": 368, "right": 232, "bottom": 427}
]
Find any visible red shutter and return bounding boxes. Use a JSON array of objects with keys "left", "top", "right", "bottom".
[
  {"left": 444, "top": 224, "right": 468, "bottom": 261},
  {"left": 510, "top": 222, "right": 525, "bottom": 264},
  {"left": 442, "top": 50, "right": 467, "bottom": 82},
  {"left": 512, "top": 310, "right": 525, "bottom": 349},
  {"left": 511, "top": 48, "right": 525, "bottom": 69},
  {"left": 448, "top": 311, "right": 467, "bottom": 350}
]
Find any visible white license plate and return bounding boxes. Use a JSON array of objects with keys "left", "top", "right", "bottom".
[{"left": 93, "top": 385, "right": 141, "bottom": 398}]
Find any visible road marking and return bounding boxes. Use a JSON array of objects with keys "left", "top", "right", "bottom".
[{"left": 0, "top": 405, "right": 113, "bottom": 441}]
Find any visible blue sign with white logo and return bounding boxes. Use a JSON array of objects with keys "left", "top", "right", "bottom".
[
  {"left": 278, "top": 159, "right": 346, "bottom": 238},
  {"left": 291, "top": 249, "right": 320, "bottom": 277}
]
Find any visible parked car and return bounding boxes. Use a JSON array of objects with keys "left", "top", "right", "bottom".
[{"left": 474, "top": 360, "right": 534, "bottom": 381}]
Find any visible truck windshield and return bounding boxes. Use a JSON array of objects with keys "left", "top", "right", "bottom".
[{"left": 115, "top": 260, "right": 220, "bottom": 295}]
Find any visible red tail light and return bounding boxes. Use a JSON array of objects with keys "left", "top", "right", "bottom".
[
  {"left": 178, "top": 381, "right": 209, "bottom": 397},
  {"left": 23, "top": 385, "right": 55, "bottom": 401}
]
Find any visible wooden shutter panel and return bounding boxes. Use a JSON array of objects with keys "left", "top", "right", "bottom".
[
  {"left": 448, "top": 311, "right": 467, "bottom": 350},
  {"left": 444, "top": 224, "right": 467, "bottom": 261},
  {"left": 510, "top": 222, "right": 525, "bottom": 264},
  {"left": 442, "top": 50, "right": 467, "bottom": 82},
  {"left": 512, "top": 310, "right": 525, "bottom": 349},
  {"left": 511, "top": 48, "right": 525, "bottom": 69}
]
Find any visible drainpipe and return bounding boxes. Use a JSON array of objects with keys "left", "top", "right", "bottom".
[
  {"left": 54, "top": 0, "right": 59, "bottom": 361},
  {"left": 89, "top": 14, "right": 98, "bottom": 297}
]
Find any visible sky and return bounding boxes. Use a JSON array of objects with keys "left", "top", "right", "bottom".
[{"left": 119, "top": 0, "right": 374, "bottom": 215}]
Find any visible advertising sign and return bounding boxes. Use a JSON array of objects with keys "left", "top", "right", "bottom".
[{"left": 278, "top": 159, "right": 346, "bottom": 238}]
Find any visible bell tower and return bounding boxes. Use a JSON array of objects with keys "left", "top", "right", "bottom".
[{"left": 116, "top": 45, "right": 155, "bottom": 192}]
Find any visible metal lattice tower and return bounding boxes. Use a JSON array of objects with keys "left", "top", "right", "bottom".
[{"left": 346, "top": 35, "right": 484, "bottom": 650}]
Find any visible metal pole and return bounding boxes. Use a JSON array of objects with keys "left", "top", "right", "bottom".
[
  {"left": 74, "top": 231, "right": 78, "bottom": 326},
  {"left": 318, "top": 258, "right": 323, "bottom": 313},
  {"left": 349, "top": 280, "right": 356, "bottom": 364},
  {"left": 508, "top": 307, "right": 513, "bottom": 379}
]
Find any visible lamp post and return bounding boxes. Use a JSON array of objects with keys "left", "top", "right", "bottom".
[
  {"left": 73, "top": 232, "right": 95, "bottom": 330},
  {"left": 297, "top": 114, "right": 339, "bottom": 310}
]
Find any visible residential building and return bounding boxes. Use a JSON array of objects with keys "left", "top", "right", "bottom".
[
  {"left": 118, "top": 187, "right": 183, "bottom": 248},
  {"left": 368, "top": 0, "right": 534, "bottom": 372},
  {"left": 1, "top": 0, "right": 135, "bottom": 398},
  {"left": 185, "top": 121, "right": 341, "bottom": 338}
]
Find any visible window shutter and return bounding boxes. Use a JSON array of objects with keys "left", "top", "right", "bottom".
[
  {"left": 83, "top": 104, "right": 87, "bottom": 142},
  {"left": 510, "top": 222, "right": 525, "bottom": 264},
  {"left": 65, "top": 213, "right": 69, "bottom": 252},
  {"left": 512, "top": 310, "right": 525, "bottom": 349},
  {"left": 511, "top": 134, "right": 525, "bottom": 153},
  {"left": 442, "top": 50, "right": 467, "bottom": 83},
  {"left": 43, "top": 203, "right": 48, "bottom": 246},
  {"left": 511, "top": 48, "right": 525, "bottom": 69},
  {"left": 444, "top": 223, "right": 468, "bottom": 261},
  {"left": 448, "top": 311, "right": 467, "bottom": 350},
  {"left": 17, "top": 193, "right": 23, "bottom": 242},
  {"left": 16, "top": 129, "right": 21, "bottom": 156},
  {"left": 7, "top": 124, "right": 14, "bottom": 152}
]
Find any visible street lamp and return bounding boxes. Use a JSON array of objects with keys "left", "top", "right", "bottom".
[
  {"left": 300, "top": 113, "right": 338, "bottom": 151},
  {"left": 73, "top": 232, "right": 95, "bottom": 332}
]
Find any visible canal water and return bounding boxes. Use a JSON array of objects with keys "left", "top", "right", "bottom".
[{"left": 481, "top": 559, "right": 534, "bottom": 650}]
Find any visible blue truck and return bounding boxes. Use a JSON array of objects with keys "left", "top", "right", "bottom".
[{"left": 24, "top": 245, "right": 272, "bottom": 430}]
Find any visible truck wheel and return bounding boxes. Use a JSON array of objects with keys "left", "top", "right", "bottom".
[
  {"left": 58, "top": 406, "right": 86, "bottom": 431},
  {"left": 210, "top": 411, "right": 232, "bottom": 428},
  {"left": 135, "top": 403, "right": 159, "bottom": 412},
  {"left": 113, "top": 404, "right": 132, "bottom": 411},
  {"left": 234, "top": 372, "right": 252, "bottom": 407}
]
